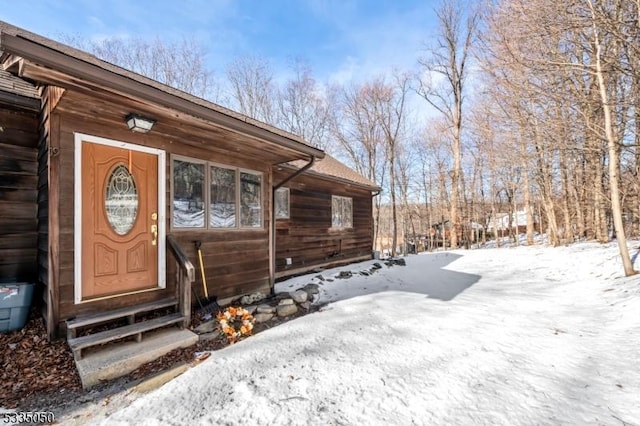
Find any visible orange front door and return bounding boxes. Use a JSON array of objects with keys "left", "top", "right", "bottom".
[{"left": 81, "top": 141, "right": 159, "bottom": 300}]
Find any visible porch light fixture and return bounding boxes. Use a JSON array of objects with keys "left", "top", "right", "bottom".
[{"left": 125, "top": 113, "right": 156, "bottom": 133}]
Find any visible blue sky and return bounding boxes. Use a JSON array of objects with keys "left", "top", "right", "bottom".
[{"left": 0, "top": 0, "right": 440, "bottom": 84}]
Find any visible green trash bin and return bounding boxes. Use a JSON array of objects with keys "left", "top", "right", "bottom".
[{"left": 0, "top": 283, "right": 35, "bottom": 333}]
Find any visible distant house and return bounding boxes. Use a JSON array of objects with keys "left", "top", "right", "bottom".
[
  {"left": 273, "top": 155, "right": 380, "bottom": 278},
  {"left": 487, "top": 210, "right": 538, "bottom": 234}
]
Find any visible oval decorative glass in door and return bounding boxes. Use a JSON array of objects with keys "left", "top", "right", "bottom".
[{"left": 105, "top": 164, "right": 138, "bottom": 235}]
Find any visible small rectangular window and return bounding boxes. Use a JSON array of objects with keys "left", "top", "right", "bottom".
[
  {"left": 275, "top": 187, "right": 290, "bottom": 219},
  {"left": 210, "top": 165, "right": 237, "bottom": 228},
  {"left": 332, "top": 195, "right": 353, "bottom": 228},
  {"left": 173, "top": 159, "right": 205, "bottom": 228},
  {"left": 240, "top": 171, "right": 262, "bottom": 228}
]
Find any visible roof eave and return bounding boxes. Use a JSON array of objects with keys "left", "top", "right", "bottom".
[
  {"left": 278, "top": 163, "right": 380, "bottom": 191},
  {"left": 0, "top": 32, "right": 324, "bottom": 160}
]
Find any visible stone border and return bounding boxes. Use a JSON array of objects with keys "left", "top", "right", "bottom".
[{"left": 193, "top": 259, "right": 408, "bottom": 337}]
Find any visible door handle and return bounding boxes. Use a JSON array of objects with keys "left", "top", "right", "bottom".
[
  {"left": 151, "top": 224, "right": 158, "bottom": 246},
  {"left": 151, "top": 212, "right": 158, "bottom": 246}
]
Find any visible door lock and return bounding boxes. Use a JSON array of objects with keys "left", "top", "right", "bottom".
[
  {"left": 151, "top": 212, "right": 158, "bottom": 245},
  {"left": 151, "top": 224, "right": 158, "bottom": 246}
]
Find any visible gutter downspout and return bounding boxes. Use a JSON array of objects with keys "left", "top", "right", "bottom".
[
  {"left": 274, "top": 156, "right": 316, "bottom": 190},
  {"left": 269, "top": 155, "right": 317, "bottom": 295}
]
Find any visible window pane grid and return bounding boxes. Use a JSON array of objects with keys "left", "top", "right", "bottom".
[
  {"left": 331, "top": 195, "right": 353, "bottom": 229},
  {"left": 172, "top": 157, "right": 262, "bottom": 230}
]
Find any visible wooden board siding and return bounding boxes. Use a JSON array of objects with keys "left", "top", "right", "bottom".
[
  {"left": 0, "top": 104, "right": 39, "bottom": 285},
  {"left": 48, "top": 89, "right": 274, "bottom": 330},
  {"left": 165, "top": 228, "right": 271, "bottom": 303},
  {"left": 274, "top": 170, "right": 374, "bottom": 277},
  {"left": 37, "top": 86, "right": 65, "bottom": 339}
]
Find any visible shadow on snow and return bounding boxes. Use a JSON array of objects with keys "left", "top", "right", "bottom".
[
  {"left": 405, "top": 252, "right": 481, "bottom": 301},
  {"left": 316, "top": 252, "right": 481, "bottom": 303}
]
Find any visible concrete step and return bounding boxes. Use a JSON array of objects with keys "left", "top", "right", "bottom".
[{"left": 75, "top": 328, "right": 198, "bottom": 389}]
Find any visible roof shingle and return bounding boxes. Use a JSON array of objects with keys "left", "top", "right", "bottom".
[{"left": 287, "top": 155, "right": 380, "bottom": 190}]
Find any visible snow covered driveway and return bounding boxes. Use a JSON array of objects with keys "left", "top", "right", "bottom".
[{"left": 98, "top": 242, "right": 640, "bottom": 425}]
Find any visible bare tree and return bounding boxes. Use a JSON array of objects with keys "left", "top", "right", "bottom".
[
  {"left": 480, "top": 0, "right": 638, "bottom": 274},
  {"left": 373, "top": 73, "right": 411, "bottom": 257},
  {"left": 332, "top": 82, "right": 386, "bottom": 181},
  {"left": 417, "top": 0, "right": 479, "bottom": 249},
  {"left": 331, "top": 80, "right": 388, "bottom": 250},
  {"left": 226, "top": 55, "right": 276, "bottom": 124},
  {"left": 396, "top": 143, "right": 414, "bottom": 254},
  {"left": 331, "top": 73, "right": 410, "bottom": 256},
  {"left": 585, "top": 0, "right": 636, "bottom": 275},
  {"left": 419, "top": 118, "right": 454, "bottom": 249},
  {"left": 276, "top": 59, "right": 332, "bottom": 149},
  {"left": 64, "top": 34, "right": 220, "bottom": 101}
]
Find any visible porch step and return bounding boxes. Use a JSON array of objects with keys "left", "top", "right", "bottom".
[
  {"left": 66, "top": 297, "right": 179, "bottom": 339},
  {"left": 75, "top": 328, "right": 198, "bottom": 389},
  {"left": 68, "top": 313, "right": 184, "bottom": 360}
]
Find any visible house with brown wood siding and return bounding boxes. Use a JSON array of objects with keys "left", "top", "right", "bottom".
[
  {"left": 274, "top": 155, "right": 379, "bottom": 278},
  {"left": 0, "top": 21, "right": 378, "bottom": 385}
]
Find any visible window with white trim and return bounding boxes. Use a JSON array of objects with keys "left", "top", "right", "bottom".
[
  {"left": 331, "top": 195, "right": 353, "bottom": 228},
  {"left": 172, "top": 156, "right": 262, "bottom": 229},
  {"left": 274, "top": 187, "right": 290, "bottom": 219}
]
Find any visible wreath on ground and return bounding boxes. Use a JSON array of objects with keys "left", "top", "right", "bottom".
[{"left": 216, "top": 307, "right": 255, "bottom": 343}]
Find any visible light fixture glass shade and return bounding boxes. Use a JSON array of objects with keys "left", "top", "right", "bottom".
[{"left": 125, "top": 113, "right": 156, "bottom": 133}]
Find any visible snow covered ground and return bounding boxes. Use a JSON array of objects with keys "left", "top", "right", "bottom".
[{"left": 86, "top": 241, "right": 640, "bottom": 425}]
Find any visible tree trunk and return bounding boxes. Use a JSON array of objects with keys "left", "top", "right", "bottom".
[
  {"left": 390, "top": 151, "right": 398, "bottom": 257},
  {"left": 592, "top": 24, "right": 636, "bottom": 275},
  {"left": 521, "top": 158, "right": 535, "bottom": 245},
  {"left": 559, "top": 147, "right": 573, "bottom": 243}
]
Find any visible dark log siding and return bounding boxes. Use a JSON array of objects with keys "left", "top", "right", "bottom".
[
  {"left": 48, "top": 89, "right": 272, "bottom": 331},
  {"left": 274, "top": 169, "right": 374, "bottom": 277},
  {"left": 0, "top": 103, "right": 39, "bottom": 285}
]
